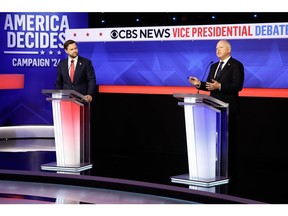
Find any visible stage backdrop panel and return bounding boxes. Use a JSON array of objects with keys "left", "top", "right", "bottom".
[
  {"left": 78, "top": 39, "right": 288, "bottom": 88},
  {"left": 0, "top": 12, "right": 88, "bottom": 125}
]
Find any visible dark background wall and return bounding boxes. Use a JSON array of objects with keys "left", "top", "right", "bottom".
[
  {"left": 88, "top": 12, "right": 288, "bottom": 27},
  {"left": 90, "top": 92, "right": 288, "bottom": 203}
]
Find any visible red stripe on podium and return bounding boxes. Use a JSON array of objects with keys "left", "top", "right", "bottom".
[{"left": 0, "top": 74, "right": 24, "bottom": 89}]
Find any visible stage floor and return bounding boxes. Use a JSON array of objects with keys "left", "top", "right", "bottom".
[
  {"left": 0, "top": 180, "right": 195, "bottom": 204},
  {"left": 0, "top": 137, "right": 270, "bottom": 204}
]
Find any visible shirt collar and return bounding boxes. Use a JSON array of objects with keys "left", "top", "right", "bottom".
[
  {"left": 69, "top": 56, "right": 78, "bottom": 62},
  {"left": 220, "top": 56, "right": 231, "bottom": 64}
]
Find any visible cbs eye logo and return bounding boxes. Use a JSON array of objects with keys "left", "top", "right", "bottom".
[{"left": 110, "top": 30, "right": 118, "bottom": 39}]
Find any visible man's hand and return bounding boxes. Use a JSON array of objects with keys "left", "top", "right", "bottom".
[
  {"left": 84, "top": 95, "right": 93, "bottom": 102},
  {"left": 205, "top": 79, "right": 220, "bottom": 91},
  {"left": 189, "top": 77, "right": 200, "bottom": 87}
]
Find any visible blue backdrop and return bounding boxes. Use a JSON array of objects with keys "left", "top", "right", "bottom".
[
  {"left": 0, "top": 12, "right": 88, "bottom": 126},
  {"left": 79, "top": 39, "right": 288, "bottom": 88},
  {"left": 1, "top": 13, "right": 288, "bottom": 126}
]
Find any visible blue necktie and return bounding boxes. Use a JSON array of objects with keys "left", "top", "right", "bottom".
[{"left": 214, "top": 61, "right": 224, "bottom": 79}]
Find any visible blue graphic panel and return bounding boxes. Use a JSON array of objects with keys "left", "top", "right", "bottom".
[
  {"left": 78, "top": 39, "right": 288, "bottom": 88},
  {"left": 0, "top": 12, "right": 88, "bottom": 126}
]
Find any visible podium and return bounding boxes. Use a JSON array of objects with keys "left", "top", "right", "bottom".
[
  {"left": 171, "top": 94, "right": 229, "bottom": 187},
  {"left": 41, "top": 89, "right": 92, "bottom": 172}
]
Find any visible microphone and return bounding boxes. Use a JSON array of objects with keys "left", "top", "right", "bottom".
[
  {"left": 187, "top": 61, "right": 213, "bottom": 80},
  {"left": 200, "top": 60, "right": 213, "bottom": 82},
  {"left": 197, "top": 60, "right": 213, "bottom": 94}
]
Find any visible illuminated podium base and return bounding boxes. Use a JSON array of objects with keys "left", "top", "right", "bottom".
[
  {"left": 171, "top": 174, "right": 229, "bottom": 188},
  {"left": 41, "top": 162, "right": 92, "bottom": 173}
]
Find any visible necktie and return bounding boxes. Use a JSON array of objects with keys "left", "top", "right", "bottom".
[
  {"left": 70, "top": 59, "right": 75, "bottom": 82},
  {"left": 214, "top": 61, "right": 224, "bottom": 79}
]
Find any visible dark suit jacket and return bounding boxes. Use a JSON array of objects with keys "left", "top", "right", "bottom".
[
  {"left": 55, "top": 56, "right": 97, "bottom": 96},
  {"left": 199, "top": 57, "right": 244, "bottom": 115}
]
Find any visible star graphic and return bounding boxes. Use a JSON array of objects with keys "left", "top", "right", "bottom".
[
  {"left": 49, "top": 50, "right": 53, "bottom": 55},
  {"left": 137, "top": 54, "right": 177, "bottom": 85},
  {"left": 243, "top": 39, "right": 288, "bottom": 88},
  {"left": 86, "top": 33, "right": 90, "bottom": 37},
  {"left": 57, "top": 50, "right": 62, "bottom": 55},
  {"left": 182, "top": 43, "right": 211, "bottom": 74},
  {"left": 40, "top": 50, "right": 45, "bottom": 55}
]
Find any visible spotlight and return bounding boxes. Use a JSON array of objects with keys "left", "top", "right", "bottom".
[
  {"left": 253, "top": 14, "right": 258, "bottom": 18},
  {"left": 172, "top": 16, "right": 176, "bottom": 21},
  {"left": 136, "top": 18, "right": 140, "bottom": 22},
  {"left": 101, "top": 19, "right": 105, "bottom": 23},
  {"left": 211, "top": 15, "right": 216, "bottom": 20}
]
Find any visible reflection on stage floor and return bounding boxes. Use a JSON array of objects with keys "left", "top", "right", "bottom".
[{"left": 0, "top": 136, "right": 266, "bottom": 204}]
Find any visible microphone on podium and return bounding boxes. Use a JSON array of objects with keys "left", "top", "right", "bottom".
[
  {"left": 200, "top": 60, "right": 213, "bottom": 82},
  {"left": 187, "top": 61, "right": 213, "bottom": 81},
  {"left": 197, "top": 60, "right": 213, "bottom": 94},
  {"left": 188, "top": 61, "right": 213, "bottom": 94}
]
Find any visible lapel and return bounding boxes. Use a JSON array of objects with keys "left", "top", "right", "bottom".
[
  {"left": 73, "top": 57, "right": 81, "bottom": 82},
  {"left": 62, "top": 59, "right": 71, "bottom": 81},
  {"left": 216, "top": 58, "right": 232, "bottom": 80}
]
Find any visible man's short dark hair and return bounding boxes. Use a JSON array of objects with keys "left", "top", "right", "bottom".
[{"left": 64, "top": 40, "right": 76, "bottom": 50}]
